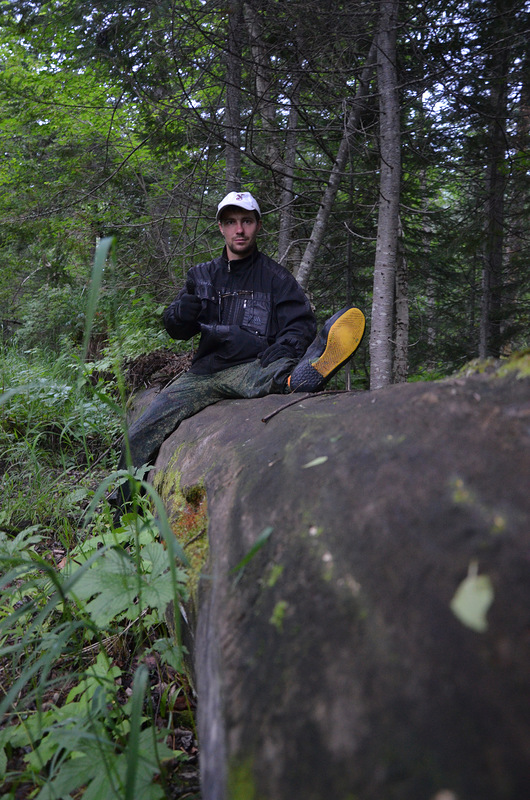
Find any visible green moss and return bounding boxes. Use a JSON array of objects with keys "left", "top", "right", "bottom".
[
  {"left": 269, "top": 600, "right": 288, "bottom": 631},
  {"left": 450, "top": 477, "right": 475, "bottom": 505},
  {"left": 153, "top": 464, "right": 209, "bottom": 601},
  {"left": 183, "top": 482, "right": 206, "bottom": 506},
  {"left": 457, "top": 357, "right": 499, "bottom": 377},
  {"left": 490, "top": 514, "right": 507, "bottom": 535},
  {"left": 227, "top": 756, "right": 259, "bottom": 800},
  {"left": 175, "top": 709, "right": 195, "bottom": 728},
  {"left": 449, "top": 476, "right": 511, "bottom": 541},
  {"left": 383, "top": 432, "right": 406, "bottom": 446},
  {"left": 457, "top": 350, "right": 530, "bottom": 380},
  {"left": 264, "top": 563, "right": 284, "bottom": 588},
  {"left": 496, "top": 350, "right": 530, "bottom": 379}
]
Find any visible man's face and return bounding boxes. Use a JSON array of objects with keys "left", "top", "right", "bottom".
[{"left": 218, "top": 207, "right": 261, "bottom": 260}]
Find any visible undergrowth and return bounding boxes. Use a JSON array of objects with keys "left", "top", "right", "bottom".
[{"left": 0, "top": 239, "right": 199, "bottom": 799}]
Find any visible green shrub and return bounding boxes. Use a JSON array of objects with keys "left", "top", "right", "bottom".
[
  {"left": 0, "top": 240, "right": 198, "bottom": 798},
  {"left": 0, "top": 510, "right": 191, "bottom": 800},
  {"left": 14, "top": 284, "right": 89, "bottom": 353}
]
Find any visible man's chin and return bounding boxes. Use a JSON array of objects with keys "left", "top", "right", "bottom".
[{"left": 229, "top": 244, "right": 253, "bottom": 259}]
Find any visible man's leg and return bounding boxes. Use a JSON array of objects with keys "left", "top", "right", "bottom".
[
  {"left": 111, "top": 370, "right": 232, "bottom": 508},
  {"left": 287, "top": 306, "right": 365, "bottom": 392},
  {"left": 210, "top": 357, "right": 295, "bottom": 401},
  {"left": 208, "top": 306, "right": 366, "bottom": 404},
  {"left": 120, "top": 372, "right": 213, "bottom": 466}
]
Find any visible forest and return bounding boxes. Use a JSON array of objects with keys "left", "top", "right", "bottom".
[{"left": 0, "top": 0, "right": 529, "bottom": 797}]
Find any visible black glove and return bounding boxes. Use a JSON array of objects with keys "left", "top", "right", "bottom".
[
  {"left": 259, "top": 342, "right": 296, "bottom": 367},
  {"left": 178, "top": 293, "right": 202, "bottom": 323}
]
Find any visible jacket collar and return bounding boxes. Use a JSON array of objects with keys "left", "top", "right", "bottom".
[{"left": 221, "top": 245, "right": 259, "bottom": 272}]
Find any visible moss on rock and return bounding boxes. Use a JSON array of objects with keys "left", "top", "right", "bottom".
[{"left": 153, "top": 462, "right": 209, "bottom": 603}]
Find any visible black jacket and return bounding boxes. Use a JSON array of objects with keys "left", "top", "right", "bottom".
[{"left": 163, "top": 247, "right": 316, "bottom": 375}]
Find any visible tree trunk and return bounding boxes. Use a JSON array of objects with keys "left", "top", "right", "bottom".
[
  {"left": 245, "top": 3, "right": 281, "bottom": 173},
  {"left": 393, "top": 218, "right": 408, "bottom": 382},
  {"left": 224, "top": 0, "right": 244, "bottom": 191},
  {"left": 295, "top": 39, "right": 377, "bottom": 291},
  {"left": 502, "top": 45, "right": 529, "bottom": 352},
  {"left": 369, "top": 0, "right": 401, "bottom": 390},
  {"left": 479, "top": 48, "right": 508, "bottom": 358},
  {"left": 278, "top": 88, "right": 300, "bottom": 267},
  {"left": 244, "top": 5, "right": 301, "bottom": 271},
  {"left": 419, "top": 172, "right": 437, "bottom": 370}
]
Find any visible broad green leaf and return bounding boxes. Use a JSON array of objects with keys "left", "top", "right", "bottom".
[{"left": 69, "top": 543, "right": 184, "bottom": 627}]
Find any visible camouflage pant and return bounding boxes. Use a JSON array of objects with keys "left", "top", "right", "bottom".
[{"left": 118, "top": 356, "right": 295, "bottom": 472}]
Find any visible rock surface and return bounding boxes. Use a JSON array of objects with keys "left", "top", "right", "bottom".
[{"left": 151, "top": 363, "right": 530, "bottom": 800}]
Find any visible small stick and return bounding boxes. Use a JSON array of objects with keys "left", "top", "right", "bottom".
[{"left": 261, "top": 389, "right": 353, "bottom": 423}]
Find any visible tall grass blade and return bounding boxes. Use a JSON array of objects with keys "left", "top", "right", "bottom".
[{"left": 124, "top": 664, "right": 149, "bottom": 800}]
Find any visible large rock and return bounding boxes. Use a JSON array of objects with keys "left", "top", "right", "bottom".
[{"left": 152, "top": 360, "right": 530, "bottom": 800}]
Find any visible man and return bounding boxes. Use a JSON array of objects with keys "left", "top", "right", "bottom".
[{"left": 111, "top": 191, "right": 365, "bottom": 510}]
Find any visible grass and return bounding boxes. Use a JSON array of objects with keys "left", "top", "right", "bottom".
[{"left": 0, "top": 240, "right": 199, "bottom": 799}]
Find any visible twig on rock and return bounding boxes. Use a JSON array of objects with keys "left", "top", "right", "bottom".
[{"left": 261, "top": 390, "right": 354, "bottom": 423}]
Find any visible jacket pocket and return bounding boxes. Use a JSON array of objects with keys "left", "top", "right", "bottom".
[{"left": 241, "top": 292, "right": 270, "bottom": 337}]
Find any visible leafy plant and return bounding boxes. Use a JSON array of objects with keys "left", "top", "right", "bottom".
[
  {"left": 14, "top": 284, "right": 91, "bottom": 354},
  {"left": 65, "top": 517, "right": 189, "bottom": 629},
  {"left": 0, "top": 346, "right": 121, "bottom": 537},
  {"left": 0, "top": 511, "right": 190, "bottom": 799},
  {"left": 0, "top": 239, "right": 199, "bottom": 798}
]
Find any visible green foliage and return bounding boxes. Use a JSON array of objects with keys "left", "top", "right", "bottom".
[
  {"left": 65, "top": 519, "right": 188, "bottom": 628},
  {"left": 0, "top": 0, "right": 528, "bottom": 378},
  {"left": 0, "top": 505, "right": 190, "bottom": 797},
  {"left": 0, "top": 344, "right": 122, "bottom": 536},
  {"left": 14, "top": 284, "right": 89, "bottom": 352},
  {"left": 0, "top": 240, "right": 198, "bottom": 797},
  {"left": 106, "top": 290, "right": 172, "bottom": 361},
  {"left": 1, "top": 0, "right": 528, "bottom": 376}
]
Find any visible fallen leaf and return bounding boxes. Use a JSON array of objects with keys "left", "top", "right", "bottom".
[
  {"left": 302, "top": 456, "right": 328, "bottom": 468},
  {"left": 450, "top": 570, "right": 494, "bottom": 632}
]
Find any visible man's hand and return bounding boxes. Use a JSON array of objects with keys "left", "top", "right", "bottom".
[
  {"left": 259, "top": 342, "right": 296, "bottom": 367},
  {"left": 178, "top": 293, "right": 202, "bottom": 322}
]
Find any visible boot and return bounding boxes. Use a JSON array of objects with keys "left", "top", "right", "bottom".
[{"left": 288, "top": 306, "right": 365, "bottom": 392}]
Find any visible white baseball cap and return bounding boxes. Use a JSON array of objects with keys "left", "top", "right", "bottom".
[{"left": 216, "top": 191, "right": 261, "bottom": 220}]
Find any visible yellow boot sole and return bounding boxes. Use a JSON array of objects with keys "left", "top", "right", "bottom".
[{"left": 312, "top": 307, "right": 366, "bottom": 378}]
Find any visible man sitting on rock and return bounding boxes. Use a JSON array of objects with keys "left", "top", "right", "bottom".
[{"left": 110, "top": 191, "right": 365, "bottom": 511}]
